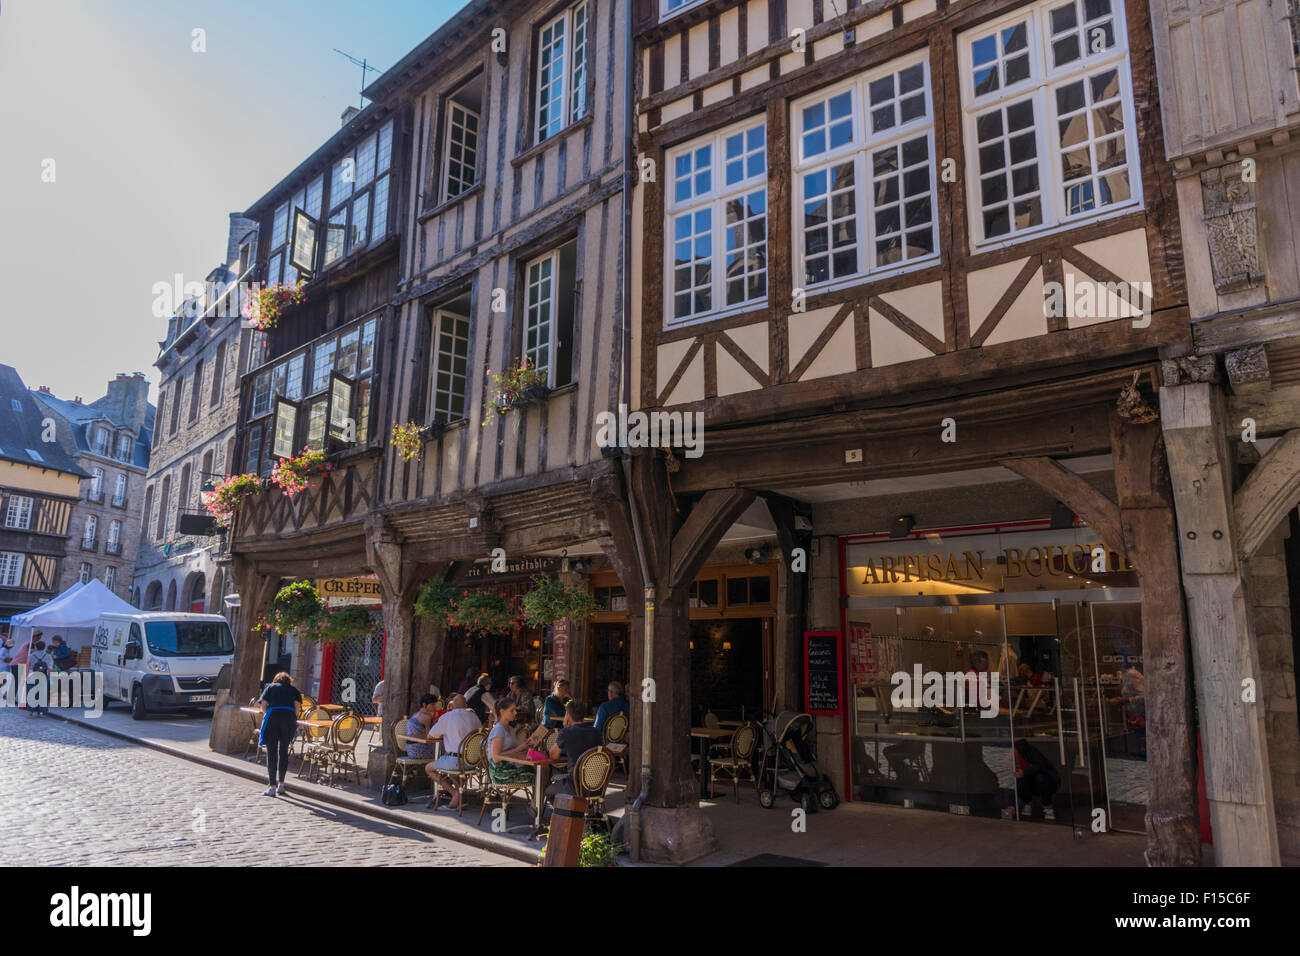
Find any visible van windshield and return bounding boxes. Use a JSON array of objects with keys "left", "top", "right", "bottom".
[{"left": 143, "top": 620, "right": 234, "bottom": 657}]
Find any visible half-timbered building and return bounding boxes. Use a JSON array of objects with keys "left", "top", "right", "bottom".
[{"left": 617, "top": 0, "right": 1204, "bottom": 863}]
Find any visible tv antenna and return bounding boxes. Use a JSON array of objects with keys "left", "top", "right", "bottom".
[{"left": 333, "top": 49, "right": 382, "bottom": 109}]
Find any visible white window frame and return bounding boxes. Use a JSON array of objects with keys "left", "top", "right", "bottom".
[
  {"left": 113, "top": 473, "right": 127, "bottom": 506},
  {"left": 83, "top": 515, "right": 97, "bottom": 546},
  {"left": 429, "top": 309, "right": 471, "bottom": 423},
  {"left": 108, "top": 519, "right": 122, "bottom": 548},
  {"left": 442, "top": 100, "right": 482, "bottom": 203},
  {"left": 664, "top": 115, "right": 770, "bottom": 329},
  {"left": 524, "top": 251, "right": 561, "bottom": 385},
  {"left": 77, "top": 561, "right": 90, "bottom": 585},
  {"left": 790, "top": 50, "right": 940, "bottom": 295},
  {"left": 535, "top": 1, "right": 590, "bottom": 143},
  {"left": 105, "top": 566, "right": 117, "bottom": 591},
  {"left": 660, "top": 0, "right": 707, "bottom": 21},
  {"left": 89, "top": 467, "right": 104, "bottom": 500},
  {"left": 0, "top": 552, "right": 25, "bottom": 587},
  {"left": 4, "top": 495, "right": 32, "bottom": 530},
  {"left": 958, "top": 0, "right": 1142, "bottom": 250}
]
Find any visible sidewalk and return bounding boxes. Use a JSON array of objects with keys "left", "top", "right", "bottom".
[{"left": 46, "top": 705, "right": 1148, "bottom": 867}]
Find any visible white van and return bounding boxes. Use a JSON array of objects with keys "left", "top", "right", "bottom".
[{"left": 90, "top": 612, "right": 235, "bottom": 720}]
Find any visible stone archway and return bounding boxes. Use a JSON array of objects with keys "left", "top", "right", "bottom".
[
  {"left": 165, "top": 581, "right": 177, "bottom": 611},
  {"left": 144, "top": 581, "right": 163, "bottom": 611}
]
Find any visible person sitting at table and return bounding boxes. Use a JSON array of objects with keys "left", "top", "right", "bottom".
[
  {"left": 506, "top": 676, "right": 533, "bottom": 718},
  {"left": 546, "top": 702, "right": 602, "bottom": 800},
  {"left": 541, "top": 679, "right": 571, "bottom": 729},
  {"left": 465, "top": 674, "right": 493, "bottom": 725},
  {"left": 486, "top": 698, "right": 535, "bottom": 786},
  {"left": 404, "top": 695, "right": 441, "bottom": 765},
  {"left": 456, "top": 667, "right": 477, "bottom": 695},
  {"left": 371, "top": 678, "right": 385, "bottom": 717},
  {"left": 425, "top": 694, "right": 481, "bottom": 811},
  {"left": 593, "top": 681, "right": 629, "bottom": 732}
]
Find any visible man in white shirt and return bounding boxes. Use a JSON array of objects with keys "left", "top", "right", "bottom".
[
  {"left": 424, "top": 694, "right": 481, "bottom": 810},
  {"left": 371, "top": 679, "right": 385, "bottom": 717}
]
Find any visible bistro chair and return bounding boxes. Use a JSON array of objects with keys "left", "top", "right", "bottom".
[
  {"left": 296, "top": 707, "right": 333, "bottom": 778},
  {"left": 301, "top": 694, "right": 318, "bottom": 712},
  {"left": 317, "top": 711, "right": 366, "bottom": 786},
  {"left": 430, "top": 728, "right": 488, "bottom": 816},
  {"left": 477, "top": 754, "right": 534, "bottom": 828},
  {"left": 602, "top": 711, "right": 629, "bottom": 774},
  {"left": 708, "top": 721, "right": 760, "bottom": 801},
  {"left": 572, "top": 747, "right": 614, "bottom": 831},
  {"left": 543, "top": 728, "right": 559, "bottom": 753},
  {"left": 244, "top": 698, "right": 265, "bottom": 763},
  {"left": 387, "top": 717, "right": 432, "bottom": 791},
  {"left": 703, "top": 710, "right": 720, "bottom": 730}
]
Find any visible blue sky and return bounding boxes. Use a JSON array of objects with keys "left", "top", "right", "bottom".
[{"left": 0, "top": 0, "right": 462, "bottom": 402}]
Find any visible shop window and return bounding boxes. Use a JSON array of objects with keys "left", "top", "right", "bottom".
[
  {"left": 594, "top": 585, "right": 627, "bottom": 613},
  {"left": 725, "top": 574, "right": 772, "bottom": 607}
]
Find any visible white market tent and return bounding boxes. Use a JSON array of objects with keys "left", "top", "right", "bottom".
[{"left": 9, "top": 579, "right": 135, "bottom": 663}]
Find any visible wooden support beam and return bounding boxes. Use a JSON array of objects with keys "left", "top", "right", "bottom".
[
  {"left": 1111, "top": 410, "right": 1201, "bottom": 866},
  {"left": 669, "top": 487, "right": 756, "bottom": 590},
  {"left": 1234, "top": 429, "right": 1300, "bottom": 560},
  {"left": 1161, "top": 383, "right": 1281, "bottom": 866},
  {"left": 1000, "top": 456, "right": 1128, "bottom": 561}
]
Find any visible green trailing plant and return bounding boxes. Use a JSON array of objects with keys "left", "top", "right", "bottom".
[
  {"left": 481, "top": 356, "right": 548, "bottom": 426},
  {"left": 259, "top": 581, "right": 326, "bottom": 637},
  {"left": 200, "top": 473, "right": 263, "bottom": 527},
  {"left": 317, "top": 603, "right": 377, "bottom": 642},
  {"left": 578, "top": 827, "right": 619, "bottom": 867},
  {"left": 521, "top": 574, "right": 598, "bottom": 627},
  {"left": 453, "top": 589, "right": 520, "bottom": 636},
  {"left": 414, "top": 577, "right": 457, "bottom": 625}
]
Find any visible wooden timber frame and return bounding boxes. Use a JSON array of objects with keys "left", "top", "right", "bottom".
[{"left": 624, "top": 0, "right": 1205, "bottom": 864}]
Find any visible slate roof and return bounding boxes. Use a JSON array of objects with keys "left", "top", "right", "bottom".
[
  {"left": 0, "top": 365, "right": 86, "bottom": 478},
  {"left": 29, "top": 388, "right": 155, "bottom": 471}
]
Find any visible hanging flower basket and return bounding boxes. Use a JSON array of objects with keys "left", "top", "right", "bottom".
[
  {"left": 415, "top": 577, "right": 457, "bottom": 625},
  {"left": 414, "top": 577, "right": 521, "bottom": 636},
  {"left": 481, "top": 357, "right": 549, "bottom": 426},
  {"left": 200, "top": 473, "right": 263, "bottom": 527},
  {"left": 270, "top": 447, "right": 331, "bottom": 497},
  {"left": 258, "top": 581, "right": 326, "bottom": 638},
  {"left": 316, "top": 603, "right": 377, "bottom": 643},
  {"left": 521, "top": 574, "right": 598, "bottom": 627},
  {"left": 244, "top": 281, "right": 306, "bottom": 331}
]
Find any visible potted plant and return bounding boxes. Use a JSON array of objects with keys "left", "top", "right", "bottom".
[
  {"left": 259, "top": 580, "right": 326, "bottom": 638},
  {"left": 270, "top": 447, "right": 331, "bottom": 497},
  {"left": 200, "top": 473, "right": 263, "bottom": 527},
  {"left": 451, "top": 589, "right": 520, "bottom": 636},
  {"left": 244, "top": 281, "right": 306, "bottom": 331},
  {"left": 481, "top": 357, "right": 549, "bottom": 426},
  {"left": 391, "top": 420, "right": 445, "bottom": 462},
  {"left": 414, "top": 577, "right": 457, "bottom": 625},
  {"left": 316, "top": 603, "right": 377, "bottom": 642},
  {"left": 579, "top": 827, "right": 620, "bottom": 867},
  {"left": 521, "top": 575, "right": 599, "bottom": 627}
]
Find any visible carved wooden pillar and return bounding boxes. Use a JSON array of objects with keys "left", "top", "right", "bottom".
[
  {"left": 594, "top": 452, "right": 754, "bottom": 862},
  {"left": 766, "top": 494, "right": 811, "bottom": 714},
  {"left": 1161, "top": 382, "right": 1281, "bottom": 865}
]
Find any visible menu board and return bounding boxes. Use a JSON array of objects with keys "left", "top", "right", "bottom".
[
  {"left": 804, "top": 630, "right": 842, "bottom": 715},
  {"left": 552, "top": 618, "right": 570, "bottom": 682}
]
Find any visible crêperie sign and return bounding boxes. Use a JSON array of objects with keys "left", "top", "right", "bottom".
[{"left": 804, "top": 630, "right": 841, "bottom": 715}]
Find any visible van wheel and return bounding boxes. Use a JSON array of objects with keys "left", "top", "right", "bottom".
[{"left": 131, "top": 687, "right": 147, "bottom": 720}]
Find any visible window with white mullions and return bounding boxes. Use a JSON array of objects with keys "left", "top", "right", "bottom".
[
  {"left": 443, "top": 81, "right": 482, "bottom": 202},
  {"left": 536, "top": 2, "right": 589, "bottom": 142},
  {"left": 667, "top": 118, "right": 768, "bottom": 325},
  {"left": 4, "top": 495, "right": 32, "bottom": 530},
  {"left": 793, "top": 53, "right": 937, "bottom": 290},
  {"left": 961, "top": 0, "right": 1138, "bottom": 246},
  {"left": 523, "top": 240, "right": 578, "bottom": 386},
  {"left": 429, "top": 302, "right": 471, "bottom": 423}
]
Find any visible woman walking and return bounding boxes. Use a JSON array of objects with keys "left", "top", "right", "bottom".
[{"left": 258, "top": 672, "right": 303, "bottom": 796}]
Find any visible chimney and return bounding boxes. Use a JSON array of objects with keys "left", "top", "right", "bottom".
[
  {"left": 38, "top": 385, "right": 51, "bottom": 393},
  {"left": 227, "top": 213, "right": 257, "bottom": 269},
  {"left": 74, "top": 396, "right": 82, "bottom": 404},
  {"left": 103, "top": 373, "right": 150, "bottom": 430},
  {"left": 341, "top": 106, "right": 361, "bottom": 128}
]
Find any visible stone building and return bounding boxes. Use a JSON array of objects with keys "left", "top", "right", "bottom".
[
  {"left": 132, "top": 214, "right": 258, "bottom": 619},
  {"left": 30, "top": 373, "right": 153, "bottom": 600}
]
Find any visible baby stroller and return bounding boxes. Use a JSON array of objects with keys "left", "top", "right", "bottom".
[{"left": 756, "top": 711, "right": 839, "bottom": 812}]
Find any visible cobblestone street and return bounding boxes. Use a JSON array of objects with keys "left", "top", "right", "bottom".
[{"left": 0, "top": 708, "right": 522, "bottom": 867}]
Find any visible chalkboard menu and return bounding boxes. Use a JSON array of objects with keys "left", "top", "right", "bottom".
[{"left": 804, "top": 631, "right": 842, "bottom": 715}]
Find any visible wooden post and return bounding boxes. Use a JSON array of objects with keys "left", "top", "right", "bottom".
[
  {"left": 766, "top": 493, "right": 810, "bottom": 714},
  {"left": 209, "top": 556, "right": 278, "bottom": 754},
  {"left": 1110, "top": 409, "right": 1202, "bottom": 866},
  {"left": 1160, "top": 383, "right": 1281, "bottom": 865}
]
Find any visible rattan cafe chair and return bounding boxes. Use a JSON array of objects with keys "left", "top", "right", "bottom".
[
  {"left": 319, "top": 711, "right": 366, "bottom": 786},
  {"left": 477, "top": 750, "right": 534, "bottom": 828},
  {"left": 601, "top": 710, "right": 629, "bottom": 774},
  {"left": 387, "top": 717, "right": 432, "bottom": 791},
  {"left": 244, "top": 698, "right": 266, "bottom": 763},
  {"left": 572, "top": 747, "right": 614, "bottom": 831},
  {"left": 297, "top": 707, "right": 334, "bottom": 780},
  {"left": 429, "top": 728, "right": 488, "bottom": 815},
  {"left": 708, "top": 721, "right": 761, "bottom": 801}
]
